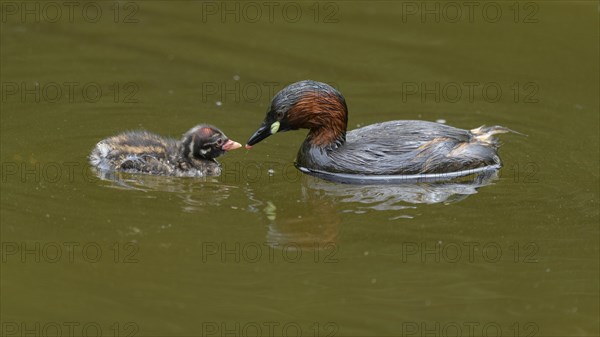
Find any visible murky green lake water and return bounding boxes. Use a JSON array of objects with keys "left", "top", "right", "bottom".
[{"left": 1, "top": 1, "right": 598, "bottom": 336}]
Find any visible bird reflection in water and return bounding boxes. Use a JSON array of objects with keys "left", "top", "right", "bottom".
[
  {"left": 260, "top": 192, "right": 342, "bottom": 252},
  {"left": 91, "top": 168, "right": 236, "bottom": 212},
  {"left": 259, "top": 169, "right": 497, "bottom": 248},
  {"left": 302, "top": 168, "right": 499, "bottom": 215},
  {"left": 92, "top": 165, "right": 499, "bottom": 247}
]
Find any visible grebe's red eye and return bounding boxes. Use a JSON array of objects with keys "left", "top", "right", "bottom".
[{"left": 276, "top": 111, "right": 284, "bottom": 120}]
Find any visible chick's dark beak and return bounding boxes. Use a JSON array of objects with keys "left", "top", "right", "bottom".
[
  {"left": 221, "top": 139, "right": 242, "bottom": 151},
  {"left": 246, "top": 122, "right": 273, "bottom": 149}
]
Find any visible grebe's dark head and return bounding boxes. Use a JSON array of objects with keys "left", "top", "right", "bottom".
[
  {"left": 246, "top": 80, "right": 348, "bottom": 148},
  {"left": 181, "top": 125, "right": 241, "bottom": 160}
]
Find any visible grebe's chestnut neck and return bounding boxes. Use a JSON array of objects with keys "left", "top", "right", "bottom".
[{"left": 246, "top": 80, "right": 348, "bottom": 148}]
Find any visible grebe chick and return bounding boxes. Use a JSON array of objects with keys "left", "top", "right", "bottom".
[
  {"left": 246, "top": 80, "right": 519, "bottom": 184},
  {"left": 90, "top": 125, "right": 241, "bottom": 177}
]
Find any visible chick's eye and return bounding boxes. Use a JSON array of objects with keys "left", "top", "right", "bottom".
[{"left": 216, "top": 138, "right": 223, "bottom": 146}]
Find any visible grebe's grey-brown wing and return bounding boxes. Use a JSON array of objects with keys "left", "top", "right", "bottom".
[{"left": 326, "top": 121, "right": 469, "bottom": 174}]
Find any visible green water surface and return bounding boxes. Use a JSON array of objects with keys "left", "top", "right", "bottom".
[{"left": 1, "top": 1, "right": 598, "bottom": 336}]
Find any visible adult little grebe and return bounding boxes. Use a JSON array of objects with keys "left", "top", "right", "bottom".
[
  {"left": 90, "top": 125, "right": 241, "bottom": 177},
  {"left": 246, "top": 80, "right": 517, "bottom": 183}
]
